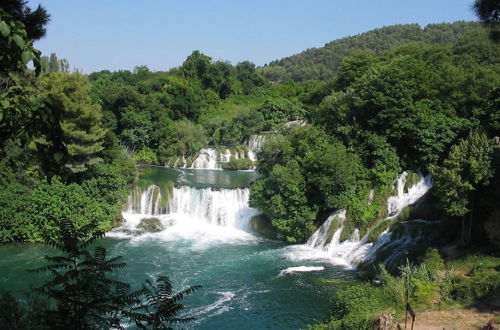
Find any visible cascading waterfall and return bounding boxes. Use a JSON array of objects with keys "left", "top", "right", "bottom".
[
  {"left": 167, "top": 186, "right": 253, "bottom": 227},
  {"left": 111, "top": 184, "right": 260, "bottom": 239},
  {"left": 167, "top": 134, "right": 267, "bottom": 170},
  {"left": 301, "top": 171, "right": 433, "bottom": 267},
  {"left": 190, "top": 148, "right": 220, "bottom": 170},
  {"left": 246, "top": 135, "right": 267, "bottom": 162}
]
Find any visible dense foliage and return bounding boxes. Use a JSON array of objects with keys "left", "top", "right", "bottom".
[
  {"left": 261, "top": 22, "right": 482, "bottom": 82},
  {"left": 1, "top": 0, "right": 500, "bottom": 327}
]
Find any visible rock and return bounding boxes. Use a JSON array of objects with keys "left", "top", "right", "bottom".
[
  {"left": 137, "top": 217, "right": 164, "bottom": 233},
  {"left": 373, "top": 312, "right": 392, "bottom": 330},
  {"left": 486, "top": 319, "right": 500, "bottom": 330},
  {"left": 250, "top": 214, "right": 277, "bottom": 239}
]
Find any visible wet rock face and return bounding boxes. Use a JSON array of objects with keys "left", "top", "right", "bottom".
[{"left": 137, "top": 218, "right": 164, "bottom": 233}]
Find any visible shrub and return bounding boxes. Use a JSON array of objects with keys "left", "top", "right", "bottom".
[
  {"left": 221, "top": 157, "right": 253, "bottom": 170},
  {"left": 413, "top": 279, "right": 438, "bottom": 305},
  {"left": 421, "top": 248, "right": 445, "bottom": 279},
  {"left": 326, "top": 283, "right": 386, "bottom": 330},
  {"left": 134, "top": 147, "right": 158, "bottom": 165},
  {"left": 451, "top": 269, "right": 500, "bottom": 304}
]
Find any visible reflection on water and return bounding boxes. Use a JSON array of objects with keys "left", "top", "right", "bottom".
[{"left": 138, "top": 166, "right": 260, "bottom": 189}]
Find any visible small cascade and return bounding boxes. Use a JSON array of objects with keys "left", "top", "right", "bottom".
[
  {"left": 301, "top": 171, "right": 433, "bottom": 267},
  {"left": 174, "top": 147, "right": 254, "bottom": 170},
  {"left": 167, "top": 136, "right": 268, "bottom": 170},
  {"left": 127, "top": 185, "right": 164, "bottom": 215},
  {"left": 386, "top": 172, "right": 432, "bottom": 218},
  {"left": 307, "top": 210, "right": 346, "bottom": 249},
  {"left": 190, "top": 149, "right": 219, "bottom": 170},
  {"left": 246, "top": 135, "right": 267, "bottom": 162}
]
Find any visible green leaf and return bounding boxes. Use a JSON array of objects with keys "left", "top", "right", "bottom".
[
  {"left": 12, "top": 34, "right": 25, "bottom": 49},
  {"left": 0, "top": 110, "right": 3, "bottom": 121},
  {"left": 21, "top": 51, "right": 32, "bottom": 64},
  {"left": 0, "top": 21, "right": 10, "bottom": 37},
  {"left": 1, "top": 99, "right": 10, "bottom": 108},
  {"left": 53, "top": 152, "right": 64, "bottom": 163}
]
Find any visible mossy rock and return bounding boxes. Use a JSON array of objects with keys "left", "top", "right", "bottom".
[
  {"left": 325, "top": 215, "right": 343, "bottom": 245},
  {"left": 403, "top": 171, "right": 421, "bottom": 193},
  {"left": 367, "top": 219, "right": 396, "bottom": 243},
  {"left": 184, "top": 152, "right": 199, "bottom": 168},
  {"left": 137, "top": 217, "right": 164, "bottom": 233},
  {"left": 250, "top": 214, "right": 277, "bottom": 239}
]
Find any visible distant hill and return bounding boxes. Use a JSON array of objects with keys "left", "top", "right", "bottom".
[{"left": 259, "top": 21, "right": 480, "bottom": 82}]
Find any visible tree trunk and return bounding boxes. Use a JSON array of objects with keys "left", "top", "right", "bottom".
[{"left": 467, "top": 191, "right": 475, "bottom": 243}]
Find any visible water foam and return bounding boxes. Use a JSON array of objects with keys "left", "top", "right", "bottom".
[
  {"left": 278, "top": 266, "right": 325, "bottom": 276},
  {"left": 284, "top": 171, "right": 433, "bottom": 268},
  {"left": 109, "top": 185, "right": 261, "bottom": 245}
]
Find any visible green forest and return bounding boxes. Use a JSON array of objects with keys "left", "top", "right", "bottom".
[{"left": 1, "top": 0, "right": 499, "bottom": 328}]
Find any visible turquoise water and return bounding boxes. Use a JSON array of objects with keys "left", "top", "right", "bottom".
[
  {"left": 138, "top": 166, "right": 260, "bottom": 189},
  {"left": 0, "top": 167, "right": 356, "bottom": 329}
]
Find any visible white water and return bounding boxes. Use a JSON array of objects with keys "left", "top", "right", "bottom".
[
  {"left": 246, "top": 135, "right": 267, "bottom": 162},
  {"left": 168, "top": 134, "right": 267, "bottom": 170},
  {"left": 286, "top": 171, "right": 433, "bottom": 268},
  {"left": 190, "top": 149, "right": 221, "bottom": 170},
  {"left": 111, "top": 185, "right": 261, "bottom": 243},
  {"left": 278, "top": 266, "right": 325, "bottom": 276}
]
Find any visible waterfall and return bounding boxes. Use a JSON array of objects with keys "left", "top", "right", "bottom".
[
  {"left": 190, "top": 149, "right": 220, "bottom": 170},
  {"left": 167, "top": 135, "right": 268, "bottom": 170},
  {"left": 179, "top": 147, "right": 250, "bottom": 170},
  {"left": 167, "top": 186, "right": 253, "bottom": 227},
  {"left": 386, "top": 172, "right": 432, "bottom": 218},
  {"left": 246, "top": 135, "right": 267, "bottom": 162},
  {"left": 302, "top": 171, "right": 433, "bottom": 267},
  {"left": 127, "top": 185, "right": 164, "bottom": 215},
  {"left": 112, "top": 184, "right": 259, "bottom": 239}
]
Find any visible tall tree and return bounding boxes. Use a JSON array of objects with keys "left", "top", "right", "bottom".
[
  {"left": 473, "top": 0, "right": 500, "bottom": 41},
  {"left": 48, "top": 52, "right": 59, "bottom": 72},
  {"left": 431, "top": 130, "right": 494, "bottom": 242},
  {"left": 38, "top": 73, "right": 107, "bottom": 178}
]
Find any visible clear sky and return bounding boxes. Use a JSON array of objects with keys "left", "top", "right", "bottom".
[{"left": 28, "top": 0, "right": 478, "bottom": 73}]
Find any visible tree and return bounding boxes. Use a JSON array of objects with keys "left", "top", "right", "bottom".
[
  {"left": 49, "top": 52, "right": 59, "bottom": 72},
  {"left": 0, "top": 8, "right": 42, "bottom": 151},
  {"left": 250, "top": 160, "right": 316, "bottom": 243},
  {"left": 158, "top": 120, "right": 207, "bottom": 162},
  {"left": 235, "top": 61, "right": 266, "bottom": 94},
  {"left": 0, "top": 0, "right": 50, "bottom": 40},
  {"left": 257, "top": 97, "right": 305, "bottom": 130},
  {"left": 431, "top": 130, "right": 494, "bottom": 243},
  {"left": 473, "top": 0, "right": 500, "bottom": 41},
  {"left": 29, "top": 219, "right": 201, "bottom": 329},
  {"left": 38, "top": 73, "right": 107, "bottom": 178}
]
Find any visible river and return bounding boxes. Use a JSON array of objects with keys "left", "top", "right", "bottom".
[{"left": 0, "top": 167, "right": 356, "bottom": 329}]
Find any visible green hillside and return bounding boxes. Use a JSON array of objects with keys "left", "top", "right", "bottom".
[{"left": 260, "top": 21, "right": 480, "bottom": 82}]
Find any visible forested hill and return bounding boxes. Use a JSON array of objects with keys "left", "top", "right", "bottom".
[{"left": 260, "top": 21, "right": 480, "bottom": 82}]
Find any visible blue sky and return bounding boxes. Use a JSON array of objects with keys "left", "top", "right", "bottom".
[{"left": 29, "top": 0, "right": 478, "bottom": 73}]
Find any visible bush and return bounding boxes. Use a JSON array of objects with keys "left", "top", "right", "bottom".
[
  {"left": 221, "top": 157, "right": 253, "bottom": 170},
  {"left": 25, "top": 177, "right": 110, "bottom": 242},
  {"left": 413, "top": 279, "right": 438, "bottom": 305},
  {"left": 318, "top": 283, "right": 387, "bottom": 330},
  {"left": 0, "top": 183, "right": 34, "bottom": 242},
  {"left": 421, "top": 248, "right": 445, "bottom": 278},
  {"left": 451, "top": 269, "right": 500, "bottom": 304},
  {"left": 133, "top": 147, "right": 158, "bottom": 165}
]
